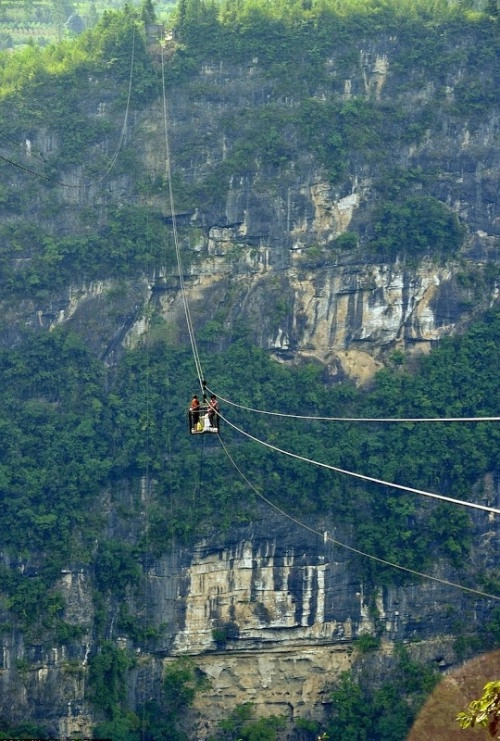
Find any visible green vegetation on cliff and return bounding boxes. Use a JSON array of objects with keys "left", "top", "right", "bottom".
[
  {"left": 0, "top": 2, "right": 498, "bottom": 737},
  {"left": 0, "top": 0, "right": 497, "bottom": 295},
  {"left": 324, "top": 647, "right": 440, "bottom": 741},
  {"left": 0, "top": 309, "right": 498, "bottom": 640}
]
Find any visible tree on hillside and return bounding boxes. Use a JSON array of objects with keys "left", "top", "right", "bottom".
[
  {"left": 141, "top": 0, "right": 156, "bottom": 25},
  {"left": 457, "top": 681, "right": 500, "bottom": 738}
]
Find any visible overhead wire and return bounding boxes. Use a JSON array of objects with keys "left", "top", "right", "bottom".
[
  {"left": 0, "top": 22, "right": 137, "bottom": 189},
  {"left": 216, "top": 410, "right": 500, "bottom": 516},
  {"left": 94, "top": 22, "right": 136, "bottom": 185},
  {"left": 0, "top": 130, "right": 55, "bottom": 165},
  {"left": 0, "top": 152, "right": 55, "bottom": 181},
  {"left": 140, "top": 246, "right": 152, "bottom": 738},
  {"left": 156, "top": 25, "right": 500, "bottom": 595},
  {"left": 217, "top": 434, "right": 500, "bottom": 602},
  {"left": 208, "top": 390, "right": 500, "bottom": 423},
  {"left": 160, "top": 41, "right": 204, "bottom": 391}
]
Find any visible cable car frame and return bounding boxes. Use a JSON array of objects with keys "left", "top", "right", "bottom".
[{"left": 188, "top": 402, "right": 220, "bottom": 435}]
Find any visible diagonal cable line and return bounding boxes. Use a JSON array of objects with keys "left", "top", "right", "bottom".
[
  {"left": 216, "top": 410, "right": 500, "bottom": 516},
  {"left": 217, "top": 435, "right": 500, "bottom": 601},
  {"left": 207, "top": 387, "right": 499, "bottom": 423},
  {"left": 0, "top": 23, "right": 138, "bottom": 189},
  {"left": 160, "top": 43, "right": 204, "bottom": 389},
  {"left": 95, "top": 23, "right": 136, "bottom": 184}
]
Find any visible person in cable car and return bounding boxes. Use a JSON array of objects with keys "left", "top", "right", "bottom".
[
  {"left": 189, "top": 395, "right": 200, "bottom": 432},
  {"left": 208, "top": 394, "right": 219, "bottom": 431},
  {"left": 188, "top": 393, "right": 219, "bottom": 434}
]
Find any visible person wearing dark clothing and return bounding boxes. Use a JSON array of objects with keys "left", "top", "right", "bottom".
[
  {"left": 189, "top": 394, "right": 200, "bottom": 431},
  {"left": 208, "top": 394, "right": 219, "bottom": 430}
]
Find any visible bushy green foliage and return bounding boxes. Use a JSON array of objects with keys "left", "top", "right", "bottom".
[
  {"left": 215, "top": 701, "right": 286, "bottom": 741},
  {"left": 326, "top": 672, "right": 369, "bottom": 740},
  {"left": 174, "top": 0, "right": 491, "bottom": 61},
  {"left": 132, "top": 658, "right": 211, "bottom": 741},
  {"left": 0, "top": 564, "right": 81, "bottom": 642},
  {"left": 0, "top": 720, "right": 51, "bottom": 740},
  {"left": 87, "top": 640, "right": 135, "bottom": 717},
  {"left": 333, "top": 231, "right": 358, "bottom": 250},
  {"left": 369, "top": 196, "right": 465, "bottom": 259},
  {"left": 163, "top": 658, "right": 210, "bottom": 717},
  {"left": 0, "top": 331, "right": 108, "bottom": 516},
  {"left": 457, "top": 680, "right": 500, "bottom": 737},
  {"left": 171, "top": 0, "right": 497, "bottom": 93},
  {"left": 94, "top": 540, "right": 141, "bottom": 595},
  {"left": 0, "top": 328, "right": 110, "bottom": 633},
  {"left": 0, "top": 5, "right": 157, "bottom": 100},
  {"left": 326, "top": 651, "right": 440, "bottom": 741},
  {"left": 92, "top": 711, "right": 140, "bottom": 741},
  {"left": 0, "top": 205, "right": 180, "bottom": 293},
  {"left": 356, "top": 634, "right": 380, "bottom": 654}
]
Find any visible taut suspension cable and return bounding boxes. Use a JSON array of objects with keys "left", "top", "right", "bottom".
[
  {"left": 208, "top": 388, "right": 499, "bottom": 424},
  {"left": 217, "top": 435, "right": 500, "bottom": 602},
  {"left": 218, "top": 411, "right": 500, "bottom": 516},
  {"left": 160, "top": 43, "right": 204, "bottom": 389}
]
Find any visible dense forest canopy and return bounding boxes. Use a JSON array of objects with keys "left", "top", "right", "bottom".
[
  {"left": 0, "top": 0, "right": 498, "bottom": 737},
  {"left": 1, "top": 0, "right": 498, "bottom": 97},
  {"left": 0, "top": 310, "right": 498, "bottom": 626},
  {"left": 0, "top": 0, "right": 497, "bottom": 294},
  {"left": 0, "top": 0, "right": 498, "bottom": 657}
]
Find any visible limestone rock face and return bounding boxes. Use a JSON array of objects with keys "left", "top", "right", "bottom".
[
  {"left": 146, "top": 255, "right": 480, "bottom": 386},
  {"left": 0, "top": 493, "right": 498, "bottom": 735},
  {"left": 0, "top": 21, "right": 498, "bottom": 738},
  {"left": 0, "top": 34, "right": 498, "bottom": 383},
  {"left": 140, "top": 507, "right": 498, "bottom": 733},
  {"left": 0, "top": 565, "right": 94, "bottom": 737}
]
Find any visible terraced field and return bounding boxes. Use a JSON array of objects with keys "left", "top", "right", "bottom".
[{"left": 0, "top": 0, "right": 175, "bottom": 50}]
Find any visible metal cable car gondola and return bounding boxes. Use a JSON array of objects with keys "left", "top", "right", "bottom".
[{"left": 188, "top": 390, "right": 219, "bottom": 435}]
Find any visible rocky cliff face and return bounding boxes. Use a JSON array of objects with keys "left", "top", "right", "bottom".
[
  {"left": 0, "top": 20, "right": 498, "bottom": 737},
  {"left": 149, "top": 501, "right": 500, "bottom": 732},
  {"left": 2, "top": 31, "right": 498, "bottom": 383},
  {"left": 1, "top": 496, "right": 498, "bottom": 735}
]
